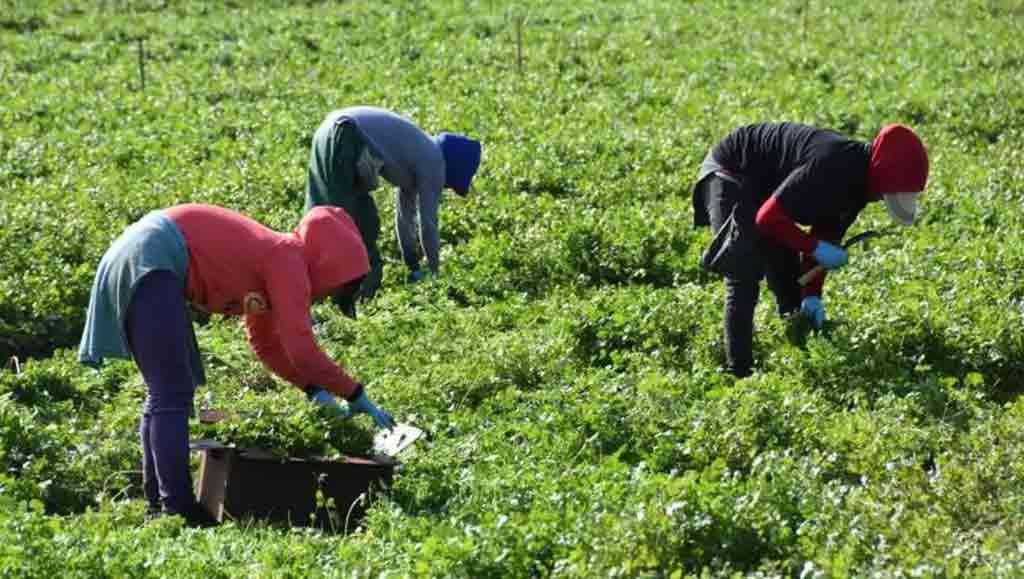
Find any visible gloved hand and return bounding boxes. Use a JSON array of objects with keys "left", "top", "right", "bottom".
[
  {"left": 800, "top": 296, "right": 826, "bottom": 329},
  {"left": 348, "top": 392, "right": 396, "bottom": 429},
  {"left": 308, "top": 387, "right": 352, "bottom": 418},
  {"left": 811, "top": 241, "right": 849, "bottom": 270}
]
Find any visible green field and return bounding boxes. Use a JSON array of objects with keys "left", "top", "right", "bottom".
[{"left": 3, "top": 0, "right": 1024, "bottom": 576}]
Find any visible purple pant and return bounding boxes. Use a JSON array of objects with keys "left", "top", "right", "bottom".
[{"left": 126, "top": 270, "right": 196, "bottom": 514}]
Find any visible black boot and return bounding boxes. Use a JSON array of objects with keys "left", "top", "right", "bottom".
[
  {"left": 144, "top": 501, "right": 163, "bottom": 523},
  {"left": 181, "top": 501, "right": 220, "bottom": 528},
  {"left": 146, "top": 501, "right": 219, "bottom": 528}
]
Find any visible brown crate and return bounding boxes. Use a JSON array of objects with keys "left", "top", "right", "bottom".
[{"left": 193, "top": 444, "right": 394, "bottom": 531}]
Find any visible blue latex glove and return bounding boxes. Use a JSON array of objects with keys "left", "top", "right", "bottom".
[
  {"left": 811, "top": 241, "right": 849, "bottom": 270},
  {"left": 309, "top": 388, "right": 352, "bottom": 418},
  {"left": 800, "top": 296, "right": 826, "bottom": 328},
  {"left": 348, "top": 392, "right": 396, "bottom": 430}
]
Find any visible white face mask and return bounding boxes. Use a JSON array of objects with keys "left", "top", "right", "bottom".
[{"left": 884, "top": 192, "right": 919, "bottom": 225}]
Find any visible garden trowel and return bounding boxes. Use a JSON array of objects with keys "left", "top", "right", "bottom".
[
  {"left": 798, "top": 230, "right": 884, "bottom": 286},
  {"left": 373, "top": 424, "right": 424, "bottom": 457}
]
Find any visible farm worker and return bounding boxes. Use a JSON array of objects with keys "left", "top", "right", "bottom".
[
  {"left": 78, "top": 203, "right": 396, "bottom": 527},
  {"left": 306, "top": 106, "right": 482, "bottom": 300},
  {"left": 693, "top": 123, "right": 928, "bottom": 377}
]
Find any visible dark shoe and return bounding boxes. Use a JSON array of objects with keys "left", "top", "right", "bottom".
[
  {"left": 784, "top": 312, "right": 813, "bottom": 347},
  {"left": 144, "top": 502, "right": 163, "bottom": 523},
  {"left": 182, "top": 501, "right": 220, "bottom": 528},
  {"left": 155, "top": 502, "right": 220, "bottom": 528}
]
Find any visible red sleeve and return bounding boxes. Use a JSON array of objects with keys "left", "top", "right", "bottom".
[
  {"left": 245, "top": 308, "right": 306, "bottom": 388},
  {"left": 755, "top": 196, "right": 817, "bottom": 254},
  {"left": 244, "top": 251, "right": 361, "bottom": 400}
]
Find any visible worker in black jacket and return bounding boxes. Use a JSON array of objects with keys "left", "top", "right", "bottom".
[{"left": 693, "top": 123, "right": 928, "bottom": 377}]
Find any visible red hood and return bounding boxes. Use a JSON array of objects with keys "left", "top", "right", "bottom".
[
  {"left": 295, "top": 207, "right": 369, "bottom": 299},
  {"left": 868, "top": 124, "right": 929, "bottom": 197}
]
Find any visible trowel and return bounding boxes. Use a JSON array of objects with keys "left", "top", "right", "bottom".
[
  {"left": 798, "top": 230, "right": 885, "bottom": 286},
  {"left": 373, "top": 423, "right": 424, "bottom": 457}
]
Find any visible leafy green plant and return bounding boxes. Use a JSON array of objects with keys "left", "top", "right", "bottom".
[{"left": 191, "top": 397, "right": 376, "bottom": 459}]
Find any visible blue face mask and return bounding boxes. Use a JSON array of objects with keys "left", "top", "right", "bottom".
[{"left": 435, "top": 133, "right": 482, "bottom": 196}]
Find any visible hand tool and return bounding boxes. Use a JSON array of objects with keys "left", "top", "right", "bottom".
[
  {"left": 798, "top": 230, "right": 884, "bottom": 286},
  {"left": 373, "top": 424, "right": 424, "bottom": 457}
]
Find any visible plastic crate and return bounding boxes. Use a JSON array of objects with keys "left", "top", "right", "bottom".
[{"left": 191, "top": 440, "right": 394, "bottom": 530}]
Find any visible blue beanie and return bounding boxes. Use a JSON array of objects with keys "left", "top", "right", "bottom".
[{"left": 435, "top": 132, "right": 482, "bottom": 196}]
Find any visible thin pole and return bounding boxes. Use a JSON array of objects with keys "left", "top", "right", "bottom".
[
  {"left": 137, "top": 38, "right": 146, "bottom": 90},
  {"left": 516, "top": 15, "right": 523, "bottom": 74}
]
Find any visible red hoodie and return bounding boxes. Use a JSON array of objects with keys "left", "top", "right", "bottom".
[{"left": 166, "top": 204, "right": 369, "bottom": 399}]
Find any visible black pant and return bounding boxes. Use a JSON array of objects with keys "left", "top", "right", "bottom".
[{"left": 699, "top": 174, "right": 802, "bottom": 377}]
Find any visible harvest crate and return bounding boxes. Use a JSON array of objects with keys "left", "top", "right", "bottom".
[{"left": 191, "top": 441, "right": 395, "bottom": 530}]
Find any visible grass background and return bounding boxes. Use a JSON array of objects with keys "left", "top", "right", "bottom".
[{"left": 2, "top": 0, "right": 1024, "bottom": 576}]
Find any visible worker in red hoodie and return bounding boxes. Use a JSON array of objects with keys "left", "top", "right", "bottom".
[
  {"left": 79, "top": 204, "right": 395, "bottom": 527},
  {"left": 693, "top": 123, "right": 929, "bottom": 377}
]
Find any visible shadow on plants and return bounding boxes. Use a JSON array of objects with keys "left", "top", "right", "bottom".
[
  {"left": 563, "top": 224, "right": 683, "bottom": 289},
  {"left": 800, "top": 317, "right": 1024, "bottom": 424},
  {"left": 570, "top": 294, "right": 701, "bottom": 372},
  {"left": 875, "top": 318, "right": 1024, "bottom": 405},
  {"left": 0, "top": 16, "right": 46, "bottom": 33},
  {"left": 444, "top": 362, "right": 549, "bottom": 412},
  {"left": 513, "top": 176, "right": 577, "bottom": 198},
  {"left": 0, "top": 361, "right": 86, "bottom": 410},
  {"left": 386, "top": 455, "right": 467, "bottom": 517}
]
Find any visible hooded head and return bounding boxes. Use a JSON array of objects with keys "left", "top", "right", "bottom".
[
  {"left": 868, "top": 124, "right": 929, "bottom": 225},
  {"left": 434, "top": 132, "right": 482, "bottom": 196},
  {"left": 295, "top": 207, "right": 369, "bottom": 300}
]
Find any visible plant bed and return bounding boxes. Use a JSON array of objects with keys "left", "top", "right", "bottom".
[
  {"left": 191, "top": 400, "right": 378, "bottom": 460},
  {"left": 191, "top": 439, "right": 395, "bottom": 531}
]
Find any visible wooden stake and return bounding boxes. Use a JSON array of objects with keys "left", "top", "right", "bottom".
[
  {"left": 801, "top": 0, "right": 808, "bottom": 48},
  {"left": 516, "top": 13, "right": 523, "bottom": 74},
  {"left": 137, "top": 38, "right": 146, "bottom": 90}
]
